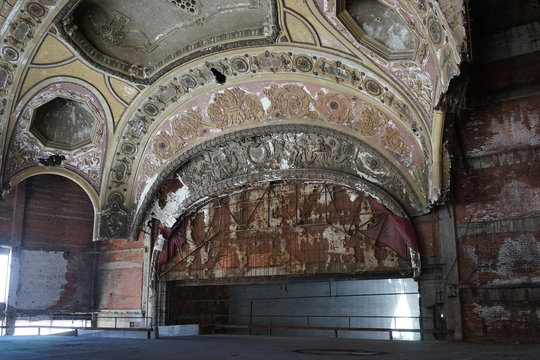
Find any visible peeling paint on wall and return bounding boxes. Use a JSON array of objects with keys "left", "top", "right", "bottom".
[
  {"left": 16, "top": 250, "right": 68, "bottom": 310},
  {"left": 160, "top": 183, "right": 412, "bottom": 282},
  {"left": 473, "top": 304, "right": 511, "bottom": 327}
]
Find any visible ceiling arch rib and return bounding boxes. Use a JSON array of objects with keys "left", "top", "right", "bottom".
[{"left": 132, "top": 81, "right": 428, "bottom": 208}]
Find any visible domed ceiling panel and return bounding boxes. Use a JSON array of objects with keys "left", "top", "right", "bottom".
[
  {"left": 4, "top": 82, "right": 107, "bottom": 191},
  {"left": 60, "top": 0, "right": 278, "bottom": 82},
  {"left": 30, "top": 97, "right": 98, "bottom": 151},
  {"left": 338, "top": 0, "right": 419, "bottom": 60}
]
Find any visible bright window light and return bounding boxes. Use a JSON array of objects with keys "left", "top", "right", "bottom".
[{"left": 0, "top": 249, "right": 10, "bottom": 305}]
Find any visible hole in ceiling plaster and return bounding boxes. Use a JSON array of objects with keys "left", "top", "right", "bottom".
[
  {"left": 39, "top": 154, "right": 66, "bottom": 167},
  {"left": 210, "top": 68, "right": 227, "bottom": 84}
]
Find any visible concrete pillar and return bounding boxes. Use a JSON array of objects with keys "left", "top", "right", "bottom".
[
  {"left": 5, "top": 182, "right": 26, "bottom": 335},
  {"left": 438, "top": 204, "right": 463, "bottom": 340},
  {"left": 418, "top": 258, "right": 444, "bottom": 340}
]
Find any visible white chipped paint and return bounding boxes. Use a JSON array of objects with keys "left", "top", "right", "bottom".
[
  {"left": 473, "top": 304, "right": 511, "bottom": 327},
  {"left": 323, "top": 227, "right": 354, "bottom": 256},
  {"left": 155, "top": 234, "right": 165, "bottom": 251},
  {"left": 137, "top": 174, "right": 158, "bottom": 213},
  {"left": 152, "top": 179, "right": 191, "bottom": 228},
  {"left": 199, "top": 245, "right": 210, "bottom": 265},
  {"left": 346, "top": 189, "right": 358, "bottom": 203},
  {"left": 202, "top": 207, "right": 210, "bottom": 226},
  {"left": 496, "top": 234, "right": 540, "bottom": 278},
  {"left": 261, "top": 97, "right": 271, "bottom": 111},
  {"left": 16, "top": 250, "right": 68, "bottom": 309}
]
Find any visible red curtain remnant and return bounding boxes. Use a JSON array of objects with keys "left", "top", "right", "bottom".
[
  {"left": 158, "top": 223, "right": 185, "bottom": 265},
  {"left": 360, "top": 197, "right": 420, "bottom": 260}
]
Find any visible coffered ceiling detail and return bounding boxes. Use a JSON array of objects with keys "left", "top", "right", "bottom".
[{"left": 30, "top": 96, "right": 99, "bottom": 151}]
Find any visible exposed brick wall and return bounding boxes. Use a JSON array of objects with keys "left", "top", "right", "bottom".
[
  {"left": 452, "top": 0, "right": 540, "bottom": 342},
  {"left": 95, "top": 239, "right": 144, "bottom": 310},
  {"left": 22, "top": 176, "right": 94, "bottom": 248},
  {"left": 3, "top": 175, "right": 96, "bottom": 313},
  {"left": 2, "top": 174, "right": 146, "bottom": 317}
]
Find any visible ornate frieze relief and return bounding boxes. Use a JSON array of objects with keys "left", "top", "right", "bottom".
[
  {"left": 133, "top": 82, "right": 426, "bottom": 208},
  {"left": 128, "top": 124, "right": 424, "bottom": 242}
]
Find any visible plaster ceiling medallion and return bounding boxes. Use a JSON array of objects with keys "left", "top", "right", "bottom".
[
  {"left": 30, "top": 96, "right": 100, "bottom": 151},
  {"left": 59, "top": 0, "right": 278, "bottom": 83},
  {"left": 337, "top": 0, "right": 419, "bottom": 60}
]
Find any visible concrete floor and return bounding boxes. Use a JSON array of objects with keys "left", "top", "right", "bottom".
[{"left": 0, "top": 335, "right": 539, "bottom": 360}]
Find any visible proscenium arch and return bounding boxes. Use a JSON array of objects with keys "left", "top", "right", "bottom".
[
  {"left": 129, "top": 78, "right": 430, "bottom": 206},
  {"left": 6, "top": 167, "right": 100, "bottom": 241},
  {"left": 104, "top": 47, "right": 434, "bottom": 215},
  {"left": 129, "top": 123, "right": 421, "bottom": 242}
]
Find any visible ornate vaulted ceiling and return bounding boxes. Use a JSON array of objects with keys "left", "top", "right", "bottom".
[{"left": 0, "top": 0, "right": 463, "bottom": 241}]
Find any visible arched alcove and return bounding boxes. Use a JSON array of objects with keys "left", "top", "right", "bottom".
[{"left": 0, "top": 174, "right": 95, "bottom": 334}]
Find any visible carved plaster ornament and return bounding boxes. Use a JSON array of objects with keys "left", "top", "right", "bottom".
[{"left": 131, "top": 123, "right": 423, "bottom": 243}]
